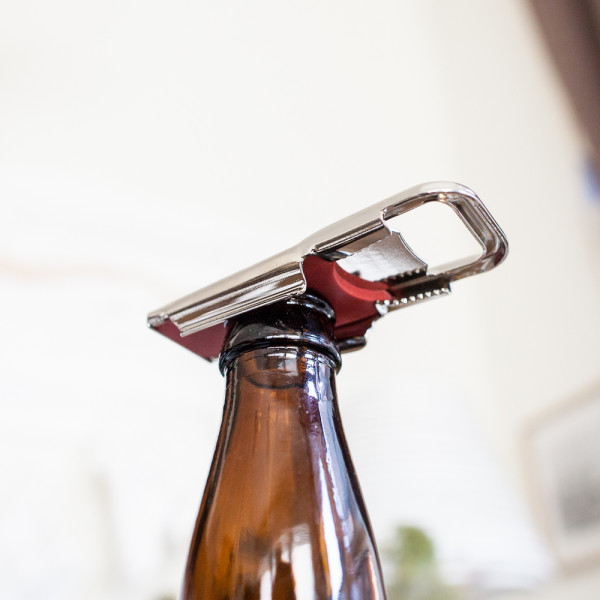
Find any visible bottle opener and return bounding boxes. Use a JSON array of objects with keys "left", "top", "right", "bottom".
[{"left": 148, "top": 182, "right": 508, "bottom": 360}]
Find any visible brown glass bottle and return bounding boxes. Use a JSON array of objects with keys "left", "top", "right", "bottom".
[{"left": 181, "top": 294, "right": 386, "bottom": 599}]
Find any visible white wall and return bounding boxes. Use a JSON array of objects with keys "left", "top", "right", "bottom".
[{"left": 2, "top": 1, "right": 599, "bottom": 598}]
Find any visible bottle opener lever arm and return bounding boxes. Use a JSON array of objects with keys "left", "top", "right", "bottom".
[{"left": 148, "top": 181, "right": 508, "bottom": 360}]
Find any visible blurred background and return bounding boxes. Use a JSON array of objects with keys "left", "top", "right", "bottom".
[{"left": 2, "top": 1, "right": 600, "bottom": 598}]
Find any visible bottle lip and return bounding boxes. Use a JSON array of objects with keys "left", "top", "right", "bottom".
[
  {"left": 285, "top": 293, "right": 336, "bottom": 322},
  {"left": 218, "top": 293, "right": 341, "bottom": 375}
]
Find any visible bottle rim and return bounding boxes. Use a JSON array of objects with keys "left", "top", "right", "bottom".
[{"left": 218, "top": 293, "right": 341, "bottom": 375}]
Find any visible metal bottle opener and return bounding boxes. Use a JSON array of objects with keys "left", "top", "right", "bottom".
[{"left": 148, "top": 182, "right": 508, "bottom": 360}]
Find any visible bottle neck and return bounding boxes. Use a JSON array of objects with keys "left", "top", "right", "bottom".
[{"left": 218, "top": 293, "right": 342, "bottom": 376}]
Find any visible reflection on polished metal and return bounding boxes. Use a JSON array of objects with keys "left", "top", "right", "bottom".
[{"left": 148, "top": 182, "right": 508, "bottom": 361}]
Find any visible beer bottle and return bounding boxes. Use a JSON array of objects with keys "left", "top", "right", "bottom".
[{"left": 181, "top": 294, "right": 386, "bottom": 598}]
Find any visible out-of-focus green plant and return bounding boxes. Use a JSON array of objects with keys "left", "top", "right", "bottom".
[{"left": 384, "top": 526, "right": 462, "bottom": 600}]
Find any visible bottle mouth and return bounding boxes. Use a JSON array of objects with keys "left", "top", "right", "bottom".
[{"left": 218, "top": 293, "right": 341, "bottom": 375}]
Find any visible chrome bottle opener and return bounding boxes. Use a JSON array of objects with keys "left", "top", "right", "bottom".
[{"left": 148, "top": 182, "right": 508, "bottom": 360}]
